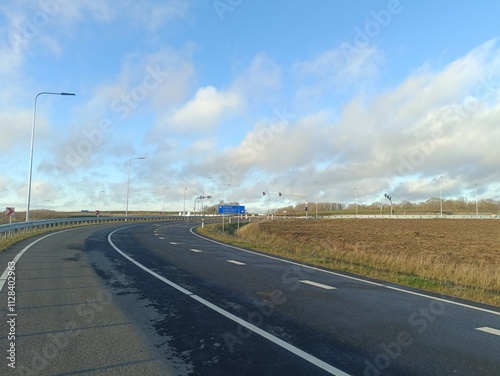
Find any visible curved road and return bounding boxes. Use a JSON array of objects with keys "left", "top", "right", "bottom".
[{"left": 0, "top": 220, "right": 499, "bottom": 375}]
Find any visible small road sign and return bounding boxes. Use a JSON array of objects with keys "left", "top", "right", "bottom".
[{"left": 5, "top": 207, "right": 14, "bottom": 216}]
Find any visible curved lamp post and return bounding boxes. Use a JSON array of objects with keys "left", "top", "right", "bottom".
[{"left": 26, "top": 92, "right": 75, "bottom": 222}]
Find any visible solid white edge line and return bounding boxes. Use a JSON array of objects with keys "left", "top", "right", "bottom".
[
  {"left": 300, "top": 280, "right": 336, "bottom": 290},
  {"left": 0, "top": 229, "right": 76, "bottom": 292},
  {"left": 108, "top": 227, "right": 350, "bottom": 376},
  {"left": 190, "top": 227, "right": 500, "bottom": 317},
  {"left": 384, "top": 286, "right": 500, "bottom": 316},
  {"left": 108, "top": 229, "right": 193, "bottom": 296},
  {"left": 190, "top": 294, "right": 350, "bottom": 376},
  {"left": 476, "top": 327, "right": 500, "bottom": 336}
]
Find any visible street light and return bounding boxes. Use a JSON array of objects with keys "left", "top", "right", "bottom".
[
  {"left": 439, "top": 175, "right": 444, "bottom": 218},
  {"left": 315, "top": 180, "right": 318, "bottom": 219},
  {"left": 126, "top": 157, "right": 145, "bottom": 217},
  {"left": 354, "top": 187, "right": 358, "bottom": 216},
  {"left": 183, "top": 188, "right": 187, "bottom": 215},
  {"left": 26, "top": 92, "right": 75, "bottom": 222},
  {"left": 475, "top": 183, "right": 478, "bottom": 216}
]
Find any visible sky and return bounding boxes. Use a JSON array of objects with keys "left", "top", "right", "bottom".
[{"left": 1, "top": 0, "right": 500, "bottom": 214}]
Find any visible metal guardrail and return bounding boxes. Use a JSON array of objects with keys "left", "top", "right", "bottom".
[{"left": 0, "top": 215, "right": 198, "bottom": 240}]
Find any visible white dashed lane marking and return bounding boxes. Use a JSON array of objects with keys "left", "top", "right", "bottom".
[
  {"left": 190, "top": 249, "right": 203, "bottom": 253},
  {"left": 476, "top": 327, "right": 500, "bottom": 336},
  {"left": 300, "top": 280, "right": 337, "bottom": 290},
  {"left": 227, "top": 260, "right": 246, "bottom": 266}
]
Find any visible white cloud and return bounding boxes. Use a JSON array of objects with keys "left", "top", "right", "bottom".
[
  {"left": 0, "top": 109, "right": 32, "bottom": 153},
  {"left": 0, "top": 35, "right": 23, "bottom": 77},
  {"left": 185, "top": 137, "right": 218, "bottom": 155},
  {"left": 161, "top": 86, "right": 244, "bottom": 133},
  {"left": 0, "top": 0, "right": 190, "bottom": 73},
  {"left": 198, "top": 39, "right": 500, "bottom": 205},
  {"left": 41, "top": 0, "right": 189, "bottom": 30},
  {"left": 36, "top": 45, "right": 195, "bottom": 175},
  {"left": 293, "top": 45, "right": 384, "bottom": 101},
  {"left": 315, "top": 40, "right": 500, "bottom": 200},
  {"left": 232, "top": 53, "right": 282, "bottom": 102}
]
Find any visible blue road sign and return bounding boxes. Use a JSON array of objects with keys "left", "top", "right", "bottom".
[{"left": 218, "top": 205, "right": 245, "bottom": 214}]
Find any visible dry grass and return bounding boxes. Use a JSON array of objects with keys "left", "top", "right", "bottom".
[{"left": 199, "top": 219, "right": 500, "bottom": 306}]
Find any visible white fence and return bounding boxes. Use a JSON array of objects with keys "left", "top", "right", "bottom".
[{"left": 322, "top": 214, "right": 499, "bottom": 219}]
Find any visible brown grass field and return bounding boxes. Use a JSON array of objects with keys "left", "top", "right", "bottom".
[{"left": 199, "top": 218, "right": 500, "bottom": 306}]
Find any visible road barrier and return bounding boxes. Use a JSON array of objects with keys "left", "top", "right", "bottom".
[
  {"left": 322, "top": 214, "right": 499, "bottom": 219},
  {"left": 0, "top": 215, "right": 197, "bottom": 240}
]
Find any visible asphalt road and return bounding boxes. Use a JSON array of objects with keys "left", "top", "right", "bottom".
[{"left": 0, "top": 220, "right": 499, "bottom": 375}]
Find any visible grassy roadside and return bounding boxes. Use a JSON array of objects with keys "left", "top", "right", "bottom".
[
  {"left": 197, "top": 220, "right": 500, "bottom": 307},
  {"left": 0, "top": 224, "right": 93, "bottom": 253}
]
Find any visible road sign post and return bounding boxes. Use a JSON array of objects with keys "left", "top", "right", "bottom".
[
  {"left": 6, "top": 207, "right": 15, "bottom": 224},
  {"left": 218, "top": 206, "right": 245, "bottom": 233}
]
